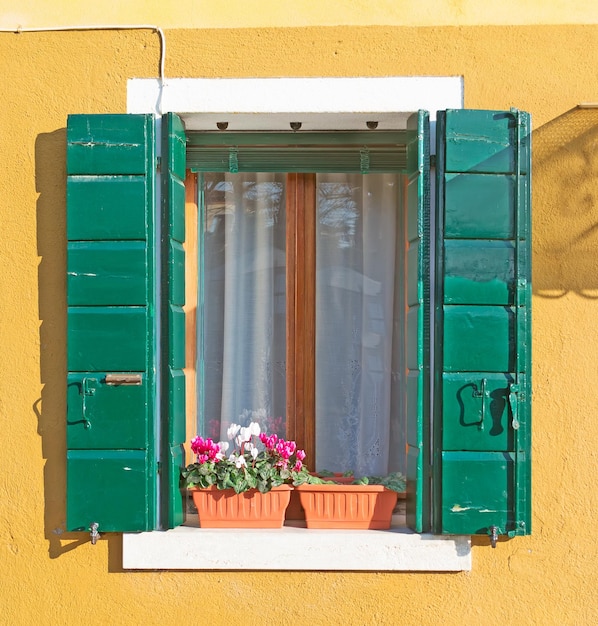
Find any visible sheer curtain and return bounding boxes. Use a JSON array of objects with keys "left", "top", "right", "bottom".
[
  {"left": 200, "top": 171, "right": 404, "bottom": 478},
  {"left": 315, "top": 173, "right": 402, "bottom": 477},
  {"left": 200, "top": 172, "right": 287, "bottom": 441}
]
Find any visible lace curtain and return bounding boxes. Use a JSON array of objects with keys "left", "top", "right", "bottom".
[{"left": 200, "top": 172, "right": 404, "bottom": 477}]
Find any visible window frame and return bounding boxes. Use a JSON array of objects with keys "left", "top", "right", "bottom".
[
  {"left": 66, "top": 78, "right": 528, "bottom": 569},
  {"left": 119, "top": 77, "right": 472, "bottom": 571}
]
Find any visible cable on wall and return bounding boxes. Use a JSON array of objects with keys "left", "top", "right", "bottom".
[{"left": 0, "top": 25, "right": 166, "bottom": 107}]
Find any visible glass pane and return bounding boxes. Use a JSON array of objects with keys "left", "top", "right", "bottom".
[
  {"left": 315, "top": 173, "right": 405, "bottom": 478},
  {"left": 199, "top": 173, "right": 287, "bottom": 441}
]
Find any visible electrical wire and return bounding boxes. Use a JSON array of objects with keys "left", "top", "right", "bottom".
[{"left": 0, "top": 25, "right": 166, "bottom": 82}]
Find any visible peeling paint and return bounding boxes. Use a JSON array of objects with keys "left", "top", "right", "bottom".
[{"left": 451, "top": 504, "right": 471, "bottom": 512}]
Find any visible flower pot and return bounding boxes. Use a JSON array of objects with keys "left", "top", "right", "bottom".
[
  {"left": 190, "top": 484, "right": 292, "bottom": 528},
  {"left": 286, "top": 474, "right": 354, "bottom": 521},
  {"left": 295, "top": 483, "right": 398, "bottom": 529},
  {"left": 313, "top": 472, "right": 356, "bottom": 484}
]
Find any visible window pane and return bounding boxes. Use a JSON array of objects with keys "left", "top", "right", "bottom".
[
  {"left": 315, "top": 173, "right": 405, "bottom": 477},
  {"left": 199, "top": 173, "right": 287, "bottom": 440}
]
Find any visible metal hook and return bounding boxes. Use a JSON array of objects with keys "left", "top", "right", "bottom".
[
  {"left": 489, "top": 525, "right": 498, "bottom": 548},
  {"left": 90, "top": 522, "right": 100, "bottom": 545}
]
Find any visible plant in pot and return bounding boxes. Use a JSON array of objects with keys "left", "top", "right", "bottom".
[
  {"left": 296, "top": 471, "right": 407, "bottom": 530},
  {"left": 181, "top": 421, "right": 310, "bottom": 528}
]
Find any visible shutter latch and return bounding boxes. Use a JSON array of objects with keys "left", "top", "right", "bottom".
[
  {"left": 105, "top": 374, "right": 142, "bottom": 386},
  {"left": 508, "top": 384, "right": 520, "bottom": 430},
  {"left": 470, "top": 378, "right": 487, "bottom": 430},
  {"left": 81, "top": 377, "right": 98, "bottom": 429}
]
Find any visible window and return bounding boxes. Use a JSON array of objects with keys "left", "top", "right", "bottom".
[
  {"left": 66, "top": 99, "right": 531, "bottom": 557},
  {"left": 189, "top": 133, "right": 412, "bottom": 481}
]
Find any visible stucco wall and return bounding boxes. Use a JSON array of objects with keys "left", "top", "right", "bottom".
[
  {"left": 2, "top": 0, "right": 598, "bottom": 28},
  {"left": 1, "top": 15, "right": 598, "bottom": 626}
]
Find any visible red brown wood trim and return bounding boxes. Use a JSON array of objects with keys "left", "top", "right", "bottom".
[
  {"left": 184, "top": 170, "right": 198, "bottom": 463},
  {"left": 286, "top": 173, "right": 316, "bottom": 462}
]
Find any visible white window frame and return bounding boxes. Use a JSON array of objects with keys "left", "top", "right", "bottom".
[{"left": 123, "top": 76, "right": 471, "bottom": 572}]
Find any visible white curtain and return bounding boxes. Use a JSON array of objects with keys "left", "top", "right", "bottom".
[
  {"left": 200, "top": 171, "right": 403, "bottom": 477},
  {"left": 315, "top": 173, "right": 401, "bottom": 477},
  {"left": 201, "top": 172, "right": 287, "bottom": 441}
]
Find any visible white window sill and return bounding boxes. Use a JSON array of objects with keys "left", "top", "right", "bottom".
[{"left": 123, "top": 515, "right": 471, "bottom": 571}]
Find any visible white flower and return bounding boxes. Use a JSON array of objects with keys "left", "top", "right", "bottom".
[
  {"left": 248, "top": 421, "right": 261, "bottom": 436},
  {"left": 230, "top": 454, "right": 246, "bottom": 469},
  {"left": 215, "top": 441, "right": 229, "bottom": 460},
  {"left": 227, "top": 423, "right": 241, "bottom": 440},
  {"left": 238, "top": 427, "right": 252, "bottom": 443},
  {"left": 245, "top": 442, "right": 259, "bottom": 460}
]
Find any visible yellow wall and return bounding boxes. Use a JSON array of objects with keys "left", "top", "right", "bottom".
[
  {"left": 2, "top": 13, "right": 598, "bottom": 626},
  {"left": 2, "top": 0, "right": 598, "bottom": 28}
]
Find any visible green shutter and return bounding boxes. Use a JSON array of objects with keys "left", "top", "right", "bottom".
[
  {"left": 434, "top": 109, "right": 531, "bottom": 540},
  {"left": 66, "top": 114, "right": 157, "bottom": 532},
  {"left": 405, "top": 111, "right": 431, "bottom": 532},
  {"left": 160, "top": 113, "right": 187, "bottom": 528}
]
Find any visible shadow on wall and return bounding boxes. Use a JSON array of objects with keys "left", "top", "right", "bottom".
[
  {"left": 35, "top": 129, "right": 122, "bottom": 572},
  {"left": 533, "top": 106, "right": 598, "bottom": 299}
]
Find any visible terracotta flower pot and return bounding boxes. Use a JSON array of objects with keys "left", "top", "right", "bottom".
[
  {"left": 190, "top": 484, "right": 292, "bottom": 528},
  {"left": 286, "top": 474, "right": 354, "bottom": 520},
  {"left": 313, "top": 473, "right": 356, "bottom": 484},
  {"left": 295, "top": 483, "right": 398, "bottom": 529}
]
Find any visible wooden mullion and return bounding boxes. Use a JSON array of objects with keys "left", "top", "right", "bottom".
[{"left": 286, "top": 173, "right": 316, "bottom": 461}]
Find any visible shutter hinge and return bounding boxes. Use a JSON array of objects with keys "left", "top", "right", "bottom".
[
  {"left": 429, "top": 154, "right": 436, "bottom": 168},
  {"left": 157, "top": 461, "right": 162, "bottom": 474},
  {"left": 156, "top": 156, "right": 161, "bottom": 172}
]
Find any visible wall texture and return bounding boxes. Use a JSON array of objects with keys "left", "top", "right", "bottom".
[
  {"left": 1, "top": 11, "right": 598, "bottom": 626},
  {"left": 2, "top": 0, "right": 598, "bottom": 28}
]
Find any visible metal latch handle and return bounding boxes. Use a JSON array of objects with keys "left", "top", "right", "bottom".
[
  {"left": 105, "top": 374, "right": 142, "bottom": 386},
  {"left": 471, "top": 377, "right": 487, "bottom": 430},
  {"left": 508, "top": 384, "right": 520, "bottom": 430},
  {"left": 81, "top": 377, "right": 98, "bottom": 429}
]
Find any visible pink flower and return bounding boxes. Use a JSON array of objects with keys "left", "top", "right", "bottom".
[
  {"left": 293, "top": 460, "right": 303, "bottom": 472},
  {"left": 259, "top": 433, "right": 278, "bottom": 450},
  {"left": 276, "top": 439, "right": 296, "bottom": 460},
  {"left": 190, "top": 436, "right": 222, "bottom": 463},
  {"left": 296, "top": 449, "right": 306, "bottom": 461}
]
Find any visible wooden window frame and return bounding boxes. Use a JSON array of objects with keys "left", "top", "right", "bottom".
[{"left": 185, "top": 171, "right": 318, "bottom": 461}]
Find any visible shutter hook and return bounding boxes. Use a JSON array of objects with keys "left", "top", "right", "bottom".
[
  {"left": 90, "top": 522, "right": 100, "bottom": 545},
  {"left": 489, "top": 525, "right": 498, "bottom": 548}
]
